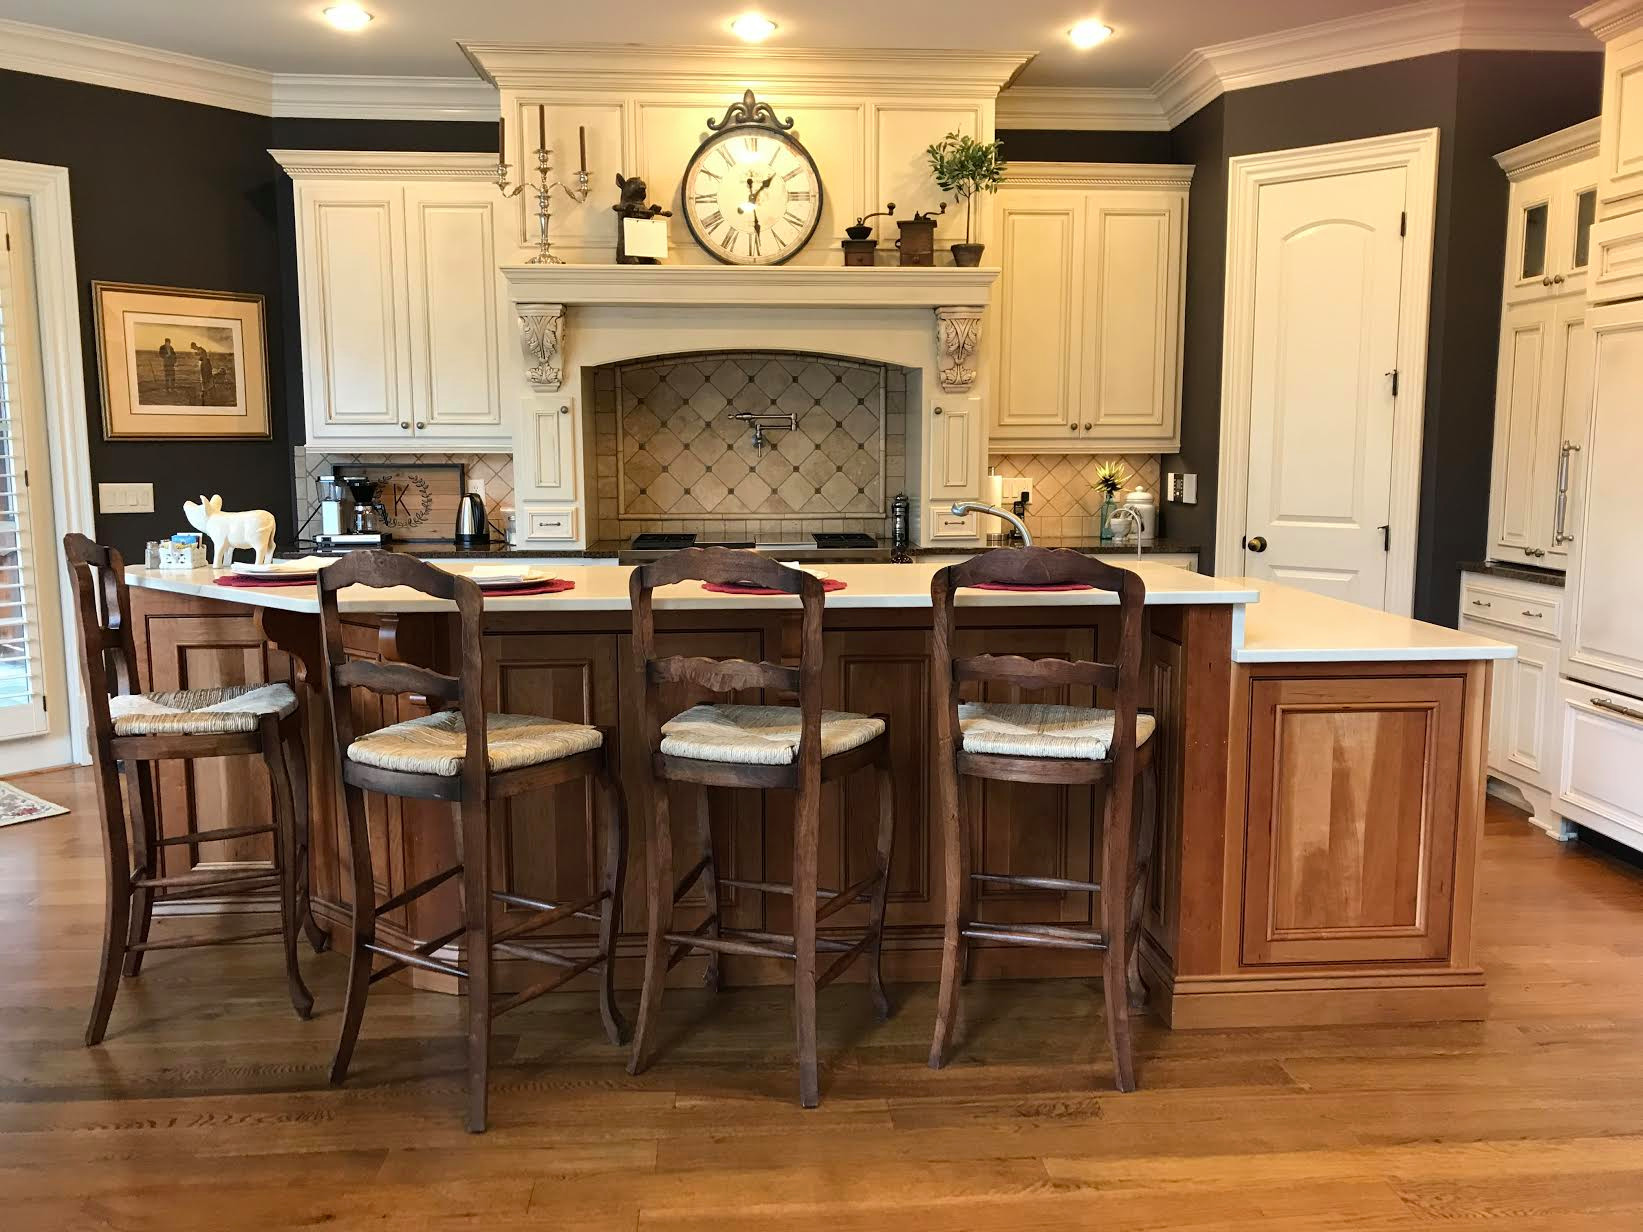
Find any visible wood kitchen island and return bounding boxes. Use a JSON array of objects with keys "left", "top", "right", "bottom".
[{"left": 121, "top": 560, "right": 1511, "bottom": 1030}]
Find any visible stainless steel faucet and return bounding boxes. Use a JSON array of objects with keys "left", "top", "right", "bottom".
[
  {"left": 728, "top": 410, "right": 797, "bottom": 448},
  {"left": 951, "top": 500, "right": 1033, "bottom": 546}
]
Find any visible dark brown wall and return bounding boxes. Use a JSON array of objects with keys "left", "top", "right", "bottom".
[
  {"left": 996, "top": 128, "right": 1173, "bottom": 163},
  {"left": 0, "top": 68, "right": 289, "bottom": 557}
]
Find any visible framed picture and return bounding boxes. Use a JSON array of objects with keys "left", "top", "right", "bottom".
[{"left": 92, "top": 281, "right": 270, "bottom": 440}]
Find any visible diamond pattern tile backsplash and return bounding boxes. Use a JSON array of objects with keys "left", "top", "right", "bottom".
[
  {"left": 989, "top": 453, "right": 1163, "bottom": 541},
  {"left": 592, "top": 351, "right": 906, "bottom": 542},
  {"left": 293, "top": 449, "right": 515, "bottom": 537}
]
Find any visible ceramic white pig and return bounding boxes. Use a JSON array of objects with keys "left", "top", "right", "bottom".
[{"left": 182, "top": 495, "right": 277, "bottom": 566}]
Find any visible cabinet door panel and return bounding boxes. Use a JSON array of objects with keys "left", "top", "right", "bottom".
[
  {"left": 301, "top": 187, "right": 407, "bottom": 436},
  {"left": 404, "top": 186, "right": 503, "bottom": 436},
  {"left": 1506, "top": 640, "right": 1553, "bottom": 781},
  {"left": 994, "top": 193, "right": 1083, "bottom": 439},
  {"left": 927, "top": 396, "right": 980, "bottom": 499},
  {"left": 1544, "top": 302, "right": 1593, "bottom": 568},
  {"left": 1488, "top": 302, "right": 1550, "bottom": 562},
  {"left": 530, "top": 399, "right": 579, "bottom": 500},
  {"left": 1242, "top": 674, "right": 1464, "bottom": 966},
  {"left": 1083, "top": 194, "right": 1183, "bottom": 448},
  {"left": 1597, "top": 28, "right": 1643, "bottom": 213}
]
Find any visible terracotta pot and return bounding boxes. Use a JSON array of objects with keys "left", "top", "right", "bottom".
[{"left": 951, "top": 242, "right": 985, "bottom": 267}]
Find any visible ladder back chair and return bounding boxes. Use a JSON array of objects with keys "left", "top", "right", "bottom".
[
  {"left": 626, "top": 547, "right": 895, "bottom": 1108},
  {"left": 317, "top": 551, "right": 627, "bottom": 1133},
  {"left": 926, "top": 546, "right": 1159, "bottom": 1091},
  {"left": 63, "top": 534, "right": 322, "bottom": 1045}
]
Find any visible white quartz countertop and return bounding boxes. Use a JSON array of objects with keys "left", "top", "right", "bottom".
[
  {"left": 1231, "top": 579, "right": 1515, "bottom": 663},
  {"left": 124, "top": 560, "right": 1258, "bottom": 614},
  {"left": 123, "top": 562, "right": 1514, "bottom": 664}
]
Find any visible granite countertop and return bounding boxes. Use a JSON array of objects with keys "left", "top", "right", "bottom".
[
  {"left": 283, "top": 539, "right": 1201, "bottom": 564},
  {"left": 1458, "top": 560, "right": 1566, "bottom": 588}
]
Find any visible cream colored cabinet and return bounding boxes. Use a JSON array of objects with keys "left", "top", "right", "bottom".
[
  {"left": 1486, "top": 129, "right": 1598, "bottom": 571},
  {"left": 277, "top": 151, "right": 508, "bottom": 450},
  {"left": 926, "top": 395, "right": 983, "bottom": 500},
  {"left": 1577, "top": 4, "right": 1643, "bottom": 303},
  {"left": 992, "top": 164, "right": 1190, "bottom": 453}
]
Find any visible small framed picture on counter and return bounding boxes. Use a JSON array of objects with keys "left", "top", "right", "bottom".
[{"left": 92, "top": 281, "right": 270, "bottom": 440}]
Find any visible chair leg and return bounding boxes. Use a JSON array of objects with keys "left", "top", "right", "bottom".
[
  {"left": 627, "top": 779, "right": 673, "bottom": 1077},
  {"left": 329, "top": 782, "right": 376, "bottom": 1085},
  {"left": 85, "top": 755, "right": 132, "bottom": 1047},
  {"left": 866, "top": 747, "right": 895, "bottom": 1023},
  {"left": 281, "top": 713, "right": 329, "bottom": 954},
  {"left": 1127, "top": 758, "right": 1159, "bottom": 1012},
  {"left": 596, "top": 753, "right": 630, "bottom": 1047},
  {"left": 120, "top": 758, "right": 159, "bottom": 979},
  {"left": 459, "top": 794, "right": 492, "bottom": 1134},
  {"left": 264, "top": 716, "right": 314, "bottom": 1021},
  {"left": 792, "top": 774, "right": 821, "bottom": 1109},
  {"left": 928, "top": 762, "right": 969, "bottom": 1069},
  {"left": 695, "top": 785, "right": 721, "bottom": 994},
  {"left": 1100, "top": 776, "right": 1137, "bottom": 1094}
]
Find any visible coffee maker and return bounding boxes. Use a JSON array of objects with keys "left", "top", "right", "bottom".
[{"left": 314, "top": 474, "right": 389, "bottom": 550}]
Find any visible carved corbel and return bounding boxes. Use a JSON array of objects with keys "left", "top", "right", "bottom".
[
  {"left": 935, "top": 306, "right": 983, "bottom": 393},
  {"left": 518, "top": 303, "right": 566, "bottom": 391}
]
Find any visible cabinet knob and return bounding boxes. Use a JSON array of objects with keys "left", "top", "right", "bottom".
[
  {"left": 1069, "top": 422, "right": 1079, "bottom": 431},
  {"left": 1542, "top": 276, "right": 1553, "bottom": 286},
  {"left": 1553, "top": 273, "right": 1565, "bottom": 285},
  {"left": 399, "top": 421, "right": 409, "bottom": 430},
  {"left": 415, "top": 421, "right": 425, "bottom": 430},
  {"left": 559, "top": 405, "right": 570, "bottom": 415},
  {"left": 1083, "top": 422, "right": 1093, "bottom": 430},
  {"left": 933, "top": 406, "right": 943, "bottom": 415}
]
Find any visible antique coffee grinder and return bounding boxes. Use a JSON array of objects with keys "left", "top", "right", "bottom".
[
  {"left": 895, "top": 203, "right": 947, "bottom": 266},
  {"left": 843, "top": 205, "right": 894, "bottom": 267}
]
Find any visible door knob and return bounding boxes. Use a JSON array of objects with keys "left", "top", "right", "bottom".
[{"left": 1247, "top": 535, "right": 1268, "bottom": 553}]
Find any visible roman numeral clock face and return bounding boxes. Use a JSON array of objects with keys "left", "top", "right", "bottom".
[{"left": 682, "top": 130, "right": 822, "bottom": 266}]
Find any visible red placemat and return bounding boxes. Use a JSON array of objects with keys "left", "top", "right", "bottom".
[
  {"left": 216, "top": 572, "right": 316, "bottom": 588},
  {"left": 477, "top": 579, "right": 575, "bottom": 596},
  {"left": 702, "top": 578, "right": 848, "bottom": 595},
  {"left": 971, "top": 581, "right": 1094, "bottom": 592}
]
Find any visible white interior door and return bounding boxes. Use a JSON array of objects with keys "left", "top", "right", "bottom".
[
  {"left": 0, "top": 197, "right": 68, "bottom": 765},
  {"left": 1240, "top": 166, "right": 1407, "bottom": 606}
]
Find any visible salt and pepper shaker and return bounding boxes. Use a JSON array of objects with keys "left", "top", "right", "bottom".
[{"left": 890, "top": 492, "right": 912, "bottom": 563}]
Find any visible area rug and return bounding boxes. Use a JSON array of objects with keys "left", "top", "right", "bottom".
[{"left": 0, "top": 781, "right": 69, "bottom": 827}]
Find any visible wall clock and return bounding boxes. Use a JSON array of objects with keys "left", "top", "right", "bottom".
[{"left": 681, "top": 89, "right": 823, "bottom": 266}]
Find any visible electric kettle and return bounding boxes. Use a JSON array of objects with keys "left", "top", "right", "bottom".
[{"left": 454, "top": 492, "right": 490, "bottom": 545}]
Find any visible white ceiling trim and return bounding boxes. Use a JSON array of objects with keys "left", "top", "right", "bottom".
[
  {"left": 994, "top": 87, "right": 1167, "bottom": 132},
  {"left": 270, "top": 76, "right": 497, "bottom": 122},
  {"left": 1574, "top": 0, "right": 1643, "bottom": 41}
]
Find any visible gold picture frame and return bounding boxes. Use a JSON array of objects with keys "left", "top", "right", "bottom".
[{"left": 92, "top": 281, "right": 270, "bottom": 440}]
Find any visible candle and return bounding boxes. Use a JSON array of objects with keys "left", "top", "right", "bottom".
[
  {"left": 578, "top": 125, "right": 587, "bottom": 175},
  {"left": 537, "top": 105, "right": 546, "bottom": 152},
  {"left": 497, "top": 114, "right": 505, "bottom": 162}
]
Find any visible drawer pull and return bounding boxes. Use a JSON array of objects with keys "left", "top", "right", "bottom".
[
  {"left": 1592, "top": 697, "right": 1643, "bottom": 724},
  {"left": 1521, "top": 609, "right": 1542, "bottom": 618},
  {"left": 1471, "top": 599, "right": 1492, "bottom": 608}
]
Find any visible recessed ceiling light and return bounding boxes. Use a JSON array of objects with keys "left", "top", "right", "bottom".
[
  {"left": 730, "top": 13, "right": 778, "bottom": 43},
  {"left": 1068, "top": 19, "right": 1113, "bottom": 49},
  {"left": 323, "top": 4, "right": 373, "bottom": 32}
]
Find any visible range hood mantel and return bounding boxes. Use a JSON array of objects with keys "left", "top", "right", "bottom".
[{"left": 501, "top": 264, "right": 999, "bottom": 309}]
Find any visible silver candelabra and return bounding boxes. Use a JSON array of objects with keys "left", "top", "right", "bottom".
[{"left": 496, "top": 145, "right": 591, "bottom": 265}]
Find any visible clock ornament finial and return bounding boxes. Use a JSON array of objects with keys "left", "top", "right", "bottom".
[{"left": 707, "top": 88, "right": 796, "bottom": 134}]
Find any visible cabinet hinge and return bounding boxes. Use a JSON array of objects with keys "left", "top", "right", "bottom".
[
  {"left": 1399, "top": 211, "right": 1407, "bottom": 237},
  {"left": 1387, "top": 369, "right": 1400, "bottom": 397},
  {"left": 40, "top": 693, "right": 46, "bottom": 713}
]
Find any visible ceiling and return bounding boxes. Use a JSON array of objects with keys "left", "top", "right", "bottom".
[{"left": 0, "top": 0, "right": 1590, "bottom": 89}]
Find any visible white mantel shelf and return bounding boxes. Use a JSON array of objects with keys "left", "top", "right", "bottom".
[{"left": 501, "top": 264, "right": 1001, "bottom": 308}]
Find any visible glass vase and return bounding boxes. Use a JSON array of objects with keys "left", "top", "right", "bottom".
[{"left": 1099, "top": 495, "right": 1117, "bottom": 542}]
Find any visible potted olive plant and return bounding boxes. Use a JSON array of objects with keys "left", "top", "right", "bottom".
[{"left": 926, "top": 132, "right": 1005, "bottom": 266}]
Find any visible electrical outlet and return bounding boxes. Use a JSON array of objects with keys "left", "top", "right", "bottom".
[
  {"left": 98, "top": 482, "right": 154, "bottom": 514},
  {"left": 467, "top": 478, "right": 487, "bottom": 503},
  {"left": 1165, "top": 473, "right": 1198, "bottom": 505}
]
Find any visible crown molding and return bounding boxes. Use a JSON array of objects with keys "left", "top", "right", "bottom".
[
  {"left": 270, "top": 75, "right": 497, "bottom": 122},
  {"left": 1158, "top": 0, "right": 1600, "bottom": 126},
  {"left": 1495, "top": 116, "right": 1602, "bottom": 176},
  {"left": 1574, "top": 0, "right": 1643, "bottom": 40},
  {"left": 1003, "top": 160, "right": 1194, "bottom": 190},
  {"left": 460, "top": 42, "right": 1034, "bottom": 99},
  {"left": 269, "top": 149, "right": 501, "bottom": 179},
  {"left": 994, "top": 86, "right": 1168, "bottom": 131}
]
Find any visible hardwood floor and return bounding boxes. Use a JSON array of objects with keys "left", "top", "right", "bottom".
[{"left": 2, "top": 765, "right": 1641, "bottom": 1230}]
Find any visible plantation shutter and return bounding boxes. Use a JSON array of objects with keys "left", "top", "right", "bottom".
[{"left": 0, "top": 212, "right": 50, "bottom": 739}]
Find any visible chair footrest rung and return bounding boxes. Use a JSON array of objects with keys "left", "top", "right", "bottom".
[
  {"left": 491, "top": 891, "right": 606, "bottom": 946},
  {"left": 813, "top": 871, "right": 884, "bottom": 924},
  {"left": 491, "top": 889, "right": 604, "bottom": 927},
  {"left": 128, "top": 925, "right": 283, "bottom": 953},
  {"left": 376, "top": 864, "right": 462, "bottom": 918},
  {"left": 815, "top": 930, "right": 878, "bottom": 990},
  {"left": 135, "top": 868, "right": 278, "bottom": 891},
  {"left": 664, "top": 930, "right": 794, "bottom": 961},
  {"left": 155, "top": 823, "right": 276, "bottom": 848},
  {"left": 961, "top": 921, "right": 1107, "bottom": 951},
  {"left": 365, "top": 930, "right": 466, "bottom": 983},
  {"left": 492, "top": 940, "right": 582, "bottom": 969},
  {"left": 971, "top": 872, "right": 1099, "bottom": 894},
  {"left": 491, "top": 953, "right": 605, "bottom": 1018}
]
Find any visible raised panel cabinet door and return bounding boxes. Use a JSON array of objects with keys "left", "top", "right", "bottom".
[
  {"left": 1543, "top": 300, "right": 1594, "bottom": 568},
  {"left": 1081, "top": 191, "right": 1184, "bottom": 450},
  {"left": 1241, "top": 673, "right": 1465, "bottom": 966},
  {"left": 403, "top": 185, "right": 504, "bottom": 439},
  {"left": 1597, "top": 25, "right": 1643, "bottom": 214},
  {"left": 529, "top": 397, "right": 578, "bottom": 499},
  {"left": 926, "top": 395, "right": 981, "bottom": 500},
  {"left": 1488, "top": 300, "right": 1552, "bottom": 564},
  {"left": 1502, "top": 169, "right": 1560, "bottom": 303},
  {"left": 1555, "top": 161, "right": 1599, "bottom": 299},
  {"left": 993, "top": 191, "right": 1085, "bottom": 441},
  {"left": 1563, "top": 300, "right": 1643, "bottom": 697},
  {"left": 298, "top": 184, "right": 410, "bottom": 439},
  {"left": 1506, "top": 639, "right": 1554, "bottom": 783}
]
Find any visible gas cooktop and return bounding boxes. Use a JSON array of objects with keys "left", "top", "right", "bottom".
[{"left": 628, "top": 532, "right": 878, "bottom": 551}]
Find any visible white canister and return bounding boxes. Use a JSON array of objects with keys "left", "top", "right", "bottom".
[{"left": 1122, "top": 487, "right": 1157, "bottom": 545}]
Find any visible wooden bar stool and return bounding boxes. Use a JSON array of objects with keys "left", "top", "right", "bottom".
[
  {"left": 63, "top": 534, "right": 321, "bottom": 1045},
  {"left": 926, "top": 546, "right": 1158, "bottom": 1090},
  {"left": 625, "top": 548, "right": 895, "bottom": 1108},
  {"left": 317, "top": 552, "right": 627, "bottom": 1133}
]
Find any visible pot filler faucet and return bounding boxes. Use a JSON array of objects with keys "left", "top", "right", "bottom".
[
  {"left": 950, "top": 501, "right": 1033, "bottom": 546},
  {"left": 728, "top": 410, "right": 798, "bottom": 449}
]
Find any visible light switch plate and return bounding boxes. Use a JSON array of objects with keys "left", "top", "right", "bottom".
[
  {"left": 98, "top": 482, "right": 154, "bottom": 514},
  {"left": 1165, "top": 473, "right": 1198, "bottom": 505}
]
